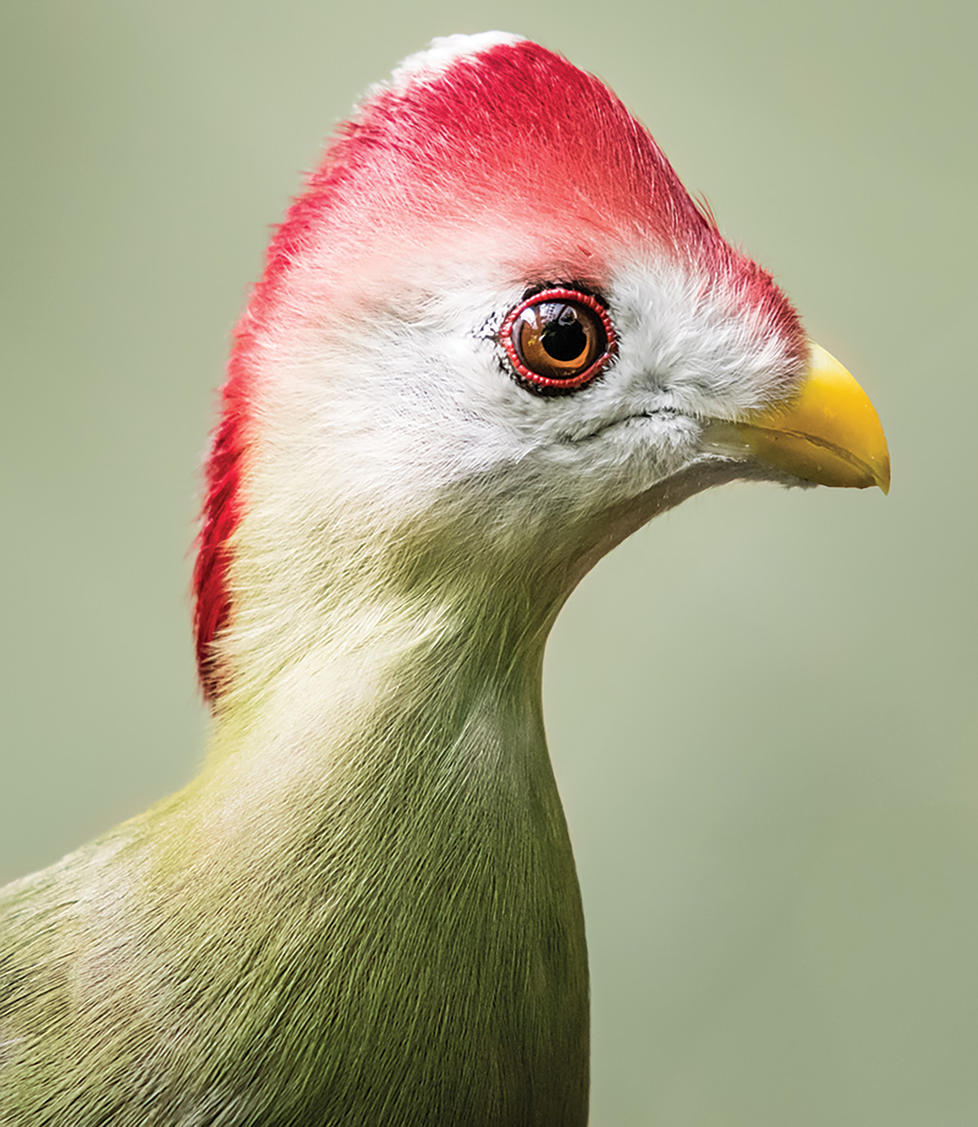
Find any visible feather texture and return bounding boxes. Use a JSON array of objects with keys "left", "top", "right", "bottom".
[{"left": 2, "top": 33, "right": 812, "bottom": 1125}]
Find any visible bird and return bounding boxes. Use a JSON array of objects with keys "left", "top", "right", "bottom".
[{"left": 0, "top": 31, "right": 889, "bottom": 1127}]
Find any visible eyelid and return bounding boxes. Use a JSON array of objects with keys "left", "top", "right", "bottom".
[{"left": 500, "top": 288, "right": 616, "bottom": 393}]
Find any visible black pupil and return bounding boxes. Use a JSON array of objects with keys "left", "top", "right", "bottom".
[{"left": 540, "top": 304, "right": 587, "bottom": 361}]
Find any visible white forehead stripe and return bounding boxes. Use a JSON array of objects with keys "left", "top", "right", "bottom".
[{"left": 385, "top": 32, "right": 525, "bottom": 96}]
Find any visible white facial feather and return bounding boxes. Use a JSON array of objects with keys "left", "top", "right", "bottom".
[
  {"left": 218, "top": 225, "right": 798, "bottom": 713},
  {"left": 250, "top": 239, "right": 794, "bottom": 520}
]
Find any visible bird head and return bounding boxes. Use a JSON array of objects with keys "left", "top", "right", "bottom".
[{"left": 194, "top": 32, "right": 889, "bottom": 708}]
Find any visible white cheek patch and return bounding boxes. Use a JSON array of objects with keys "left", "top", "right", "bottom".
[
  {"left": 224, "top": 251, "right": 803, "bottom": 703},
  {"left": 248, "top": 251, "right": 794, "bottom": 538},
  {"left": 249, "top": 274, "right": 519, "bottom": 520},
  {"left": 604, "top": 255, "right": 800, "bottom": 421},
  {"left": 242, "top": 249, "right": 801, "bottom": 597}
]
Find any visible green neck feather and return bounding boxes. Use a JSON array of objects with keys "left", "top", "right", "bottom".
[{"left": 3, "top": 582, "right": 590, "bottom": 1124}]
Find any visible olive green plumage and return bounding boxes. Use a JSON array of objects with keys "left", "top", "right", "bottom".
[{"left": 1, "top": 619, "right": 588, "bottom": 1125}]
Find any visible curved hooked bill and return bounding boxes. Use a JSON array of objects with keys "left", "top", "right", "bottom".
[{"left": 702, "top": 343, "right": 891, "bottom": 493}]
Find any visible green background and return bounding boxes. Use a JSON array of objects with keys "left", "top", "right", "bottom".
[{"left": 2, "top": 2, "right": 975, "bottom": 1123}]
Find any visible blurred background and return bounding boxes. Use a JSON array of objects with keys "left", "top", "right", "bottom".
[{"left": 2, "top": 1, "right": 975, "bottom": 1123}]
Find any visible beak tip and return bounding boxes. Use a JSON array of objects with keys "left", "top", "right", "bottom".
[
  {"left": 876, "top": 458, "right": 891, "bottom": 495},
  {"left": 741, "top": 342, "right": 892, "bottom": 495}
]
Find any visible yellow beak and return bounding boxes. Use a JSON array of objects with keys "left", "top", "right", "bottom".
[{"left": 705, "top": 342, "right": 891, "bottom": 493}]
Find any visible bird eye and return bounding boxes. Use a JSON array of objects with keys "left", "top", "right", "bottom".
[{"left": 500, "top": 288, "right": 615, "bottom": 392}]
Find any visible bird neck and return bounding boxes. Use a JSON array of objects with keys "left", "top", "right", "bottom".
[
  {"left": 206, "top": 568, "right": 558, "bottom": 770},
  {"left": 42, "top": 578, "right": 589, "bottom": 1122},
  {"left": 166, "top": 584, "right": 590, "bottom": 1120},
  {"left": 189, "top": 575, "right": 577, "bottom": 913}
]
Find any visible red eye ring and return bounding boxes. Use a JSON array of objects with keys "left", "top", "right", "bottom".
[{"left": 500, "top": 287, "right": 616, "bottom": 392}]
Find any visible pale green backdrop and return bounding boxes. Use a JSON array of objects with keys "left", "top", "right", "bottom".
[{"left": 2, "top": 1, "right": 975, "bottom": 1124}]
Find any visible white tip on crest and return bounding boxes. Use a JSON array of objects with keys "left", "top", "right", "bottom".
[{"left": 383, "top": 32, "right": 525, "bottom": 96}]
